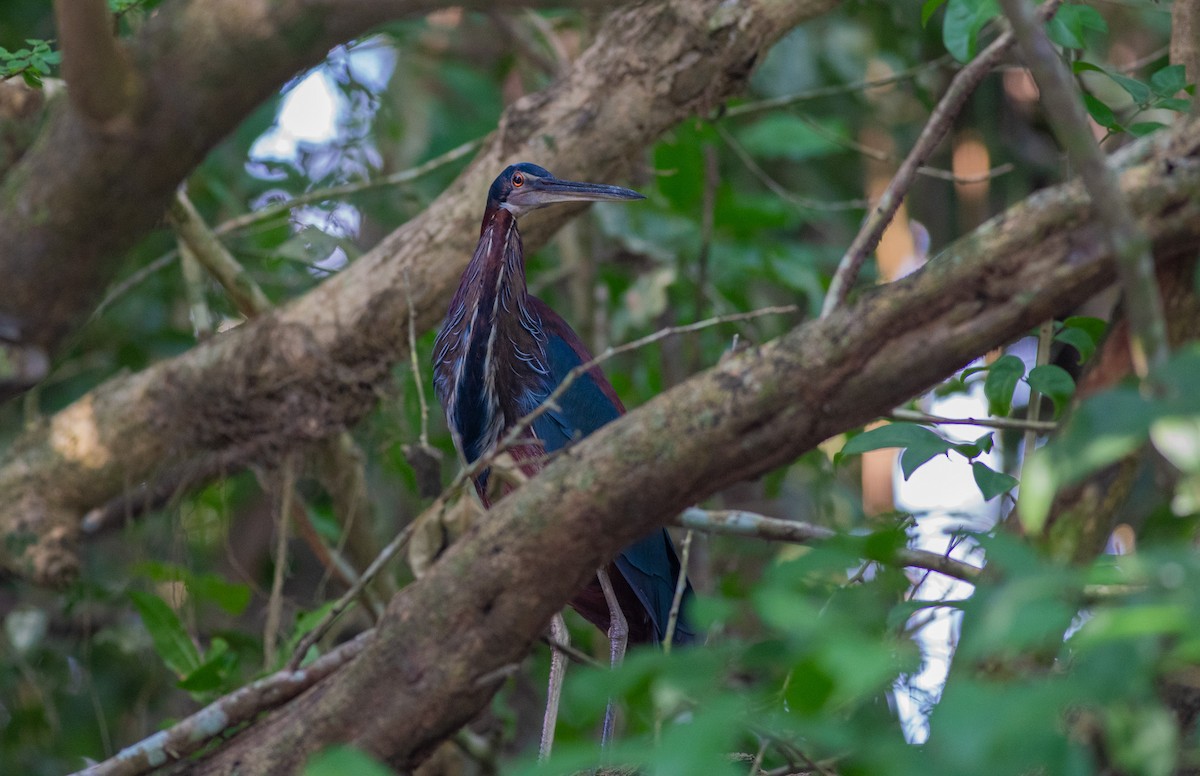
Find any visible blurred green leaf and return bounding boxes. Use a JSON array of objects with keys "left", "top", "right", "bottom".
[
  {"left": 1084, "top": 93, "right": 1122, "bottom": 130},
  {"left": 1047, "top": 4, "right": 1108, "bottom": 50},
  {"left": 1151, "top": 64, "right": 1188, "bottom": 96},
  {"left": 303, "top": 746, "right": 396, "bottom": 776},
  {"left": 943, "top": 0, "right": 999, "bottom": 62},
  {"left": 734, "top": 114, "right": 845, "bottom": 162},
  {"left": 1027, "top": 364, "right": 1075, "bottom": 416},
  {"left": 128, "top": 590, "right": 202, "bottom": 679},
  {"left": 922, "top": 0, "right": 949, "bottom": 26},
  {"left": 972, "top": 460, "right": 1018, "bottom": 501},
  {"left": 985, "top": 354, "right": 1025, "bottom": 417}
]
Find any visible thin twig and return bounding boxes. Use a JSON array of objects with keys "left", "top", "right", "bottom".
[
  {"left": 541, "top": 634, "right": 604, "bottom": 670},
  {"left": 288, "top": 517, "right": 421, "bottom": 669},
  {"left": 718, "top": 124, "right": 870, "bottom": 212},
  {"left": 94, "top": 140, "right": 481, "bottom": 317},
  {"left": 821, "top": 0, "right": 1063, "bottom": 318},
  {"left": 890, "top": 407, "right": 1057, "bottom": 433},
  {"left": 176, "top": 239, "right": 213, "bottom": 339},
  {"left": 170, "top": 189, "right": 271, "bottom": 317},
  {"left": 405, "top": 269, "right": 433, "bottom": 449},
  {"left": 264, "top": 458, "right": 295, "bottom": 669},
  {"left": 215, "top": 138, "right": 482, "bottom": 236},
  {"left": 792, "top": 112, "right": 1014, "bottom": 184},
  {"left": 725, "top": 55, "right": 956, "bottom": 118},
  {"left": 71, "top": 630, "right": 373, "bottom": 776},
  {"left": 661, "top": 529, "right": 694, "bottom": 653},
  {"left": 673, "top": 508, "right": 982, "bottom": 583},
  {"left": 999, "top": 0, "right": 1168, "bottom": 378}
]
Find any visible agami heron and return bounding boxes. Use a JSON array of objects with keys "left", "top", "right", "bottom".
[{"left": 432, "top": 163, "right": 695, "bottom": 753}]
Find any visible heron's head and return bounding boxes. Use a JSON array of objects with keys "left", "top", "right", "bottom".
[{"left": 487, "top": 162, "right": 644, "bottom": 219}]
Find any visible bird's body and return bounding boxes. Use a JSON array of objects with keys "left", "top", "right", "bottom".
[{"left": 432, "top": 163, "right": 694, "bottom": 647}]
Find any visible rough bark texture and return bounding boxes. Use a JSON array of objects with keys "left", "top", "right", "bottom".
[
  {"left": 0, "top": 0, "right": 839, "bottom": 585},
  {"left": 185, "top": 122, "right": 1200, "bottom": 774},
  {"left": 0, "top": 0, "right": 610, "bottom": 363}
]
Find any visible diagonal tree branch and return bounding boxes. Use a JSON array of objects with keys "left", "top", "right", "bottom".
[
  {"left": 185, "top": 120, "right": 1200, "bottom": 774},
  {"left": 54, "top": 0, "right": 140, "bottom": 124},
  {"left": 0, "top": 0, "right": 618, "bottom": 368},
  {"left": 0, "top": 0, "right": 841, "bottom": 586}
]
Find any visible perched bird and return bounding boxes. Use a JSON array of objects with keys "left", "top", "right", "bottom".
[{"left": 432, "top": 162, "right": 695, "bottom": 750}]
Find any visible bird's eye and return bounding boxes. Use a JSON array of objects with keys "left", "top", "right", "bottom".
[{"left": 512, "top": 173, "right": 524, "bottom": 187}]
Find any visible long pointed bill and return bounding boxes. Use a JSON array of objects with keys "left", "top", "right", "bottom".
[{"left": 514, "top": 178, "right": 645, "bottom": 208}]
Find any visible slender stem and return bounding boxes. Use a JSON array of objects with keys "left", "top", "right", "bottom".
[
  {"left": 673, "top": 508, "right": 982, "bottom": 583},
  {"left": 288, "top": 517, "right": 420, "bottom": 669},
  {"left": 661, "top": 529, "right": 694, "bottom": 653},
  {"left": 821, "top": 1, "right": 1063, "bottom": 318},
  {"left": 214, "top": 138, "right": 482, "bottom": 236},
  {"left": 264, "top": 458, "right": 295, "bottom": 669},
  {"left": 999, "top": 0, "right": 1168, "bottom": 378},
  {"left": 170, "top": 189, "right": 271, "bottom": 317},
  {"left": 725, "top": 55, "right": 956, "bottom": 118},
  {"left": 890, "top": 407, "right": 1056, "bottom": 433}
]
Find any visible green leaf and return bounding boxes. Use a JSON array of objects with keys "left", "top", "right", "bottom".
[
  {"left": 953, "top": 432, "right": 996, "bottom": 460},
  {"left": 1046, "top": 4, "right": 1108, "bottom": 50},
  {"left": 985, "top": 354, "right": 1025, "bottom": 417},
  {"left": 1028, "top": 364, "right": 1076, "bottom": 416},
  {"left": 1053, "top": 327, "right": 1096, "bottom": 363},
  {"left": 1107, "top": 73, "right": 1152, "bottom": 105},
  {"left": 177, "top": 638, "right": 236, "bottom": 693},
  {"left": 303, "top": 746, "right": 396, "bottom": 776},
  {"left": 1151, "top": 64, "right": 1188, "bottom": 96},
  {"left": 1128, "top": 121, "right": 1168, "bottom": 137},
  {"left": 971, "top": 461, "right": 1018, "bottom": 501},
  {"left": 1084, "top": 93, "right": 1121, "bottom": 130},
  {"left": 1064, "top": 315, "right": 1107, "bottom": 343},
  {"left": 128, "top": 590, "right": 202, "bottom": 679},
  {"left": 922, "top": 0, "right": 949, "bottom": 26},
  {"left": 735, "top": 114, "right": 844, "bottom": 162},
  {"left": 943, "top": 0, "right": 1000, "bottom": 62},
  {"left": 1157, "top": 97, "right": 1192, "bottom": 113},
  {"left": 841, "top": 423, "right": 954, "bottom": 481}
]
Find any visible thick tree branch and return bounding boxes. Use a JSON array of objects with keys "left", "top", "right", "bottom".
[
  {"left": 184, "top": 122, "right": 1200, "bottom": 773},
  {"left": 0, "top": 0, "right": 840, "bottom": 585},
  {"left": 54, "top": 0, "right": 140, "bottom": 124},
  {"left": 0, "top": 0, "right": 615, "bottom": 367},
  {"left": 73, "top": 630, "right": 374, "bottom": 776}
]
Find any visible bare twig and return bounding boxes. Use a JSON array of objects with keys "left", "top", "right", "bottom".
[
  {"left": 264, "top": 458, "right": 295, "bottom": 669},
  {"left": 661, "top": 529, "right": 694, "bottom": 652},
  {"left": 718, "top": 124, "right": 870, "bottom": 212},
  {"left": 71, "top": 630, "right": 373, "bottom": 776},
  {"left": 541, "top": 633, "right": 604, "bottom": 670},
  {"left": 890, "top": 407, "right": 1057, "bottom": 433},
  {"left": 821, "top": 0, "right": 1063, "bottom": 317},
  {"left": 177, "top": 239, "right": 213, "bottom": 339},
  {"left": 792, "top": 113, "right": 1015, "bottom": 184},
  {"left": 169, "top": 189, "right": 271, "bottom": 317},
  {"left": 215, "top": 138, "right": 483, "bottom": 236},
  {"left": 288, "top": 517, "right": 421, "bottom": 669},
  {"left": 54, "top": 0, "right": 138, "bottom": 123},
  {"left": 673, "top": 508, "right": 983, "bottom": 583},
  {"left": 725, "top": 55, "right": 956, "bottom": 118},
  {"left": 1000, "top": 0, "right": 1168, "bottom": 377}
]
